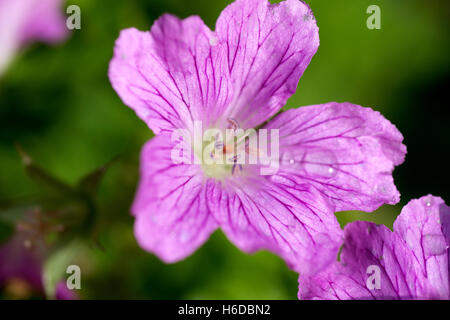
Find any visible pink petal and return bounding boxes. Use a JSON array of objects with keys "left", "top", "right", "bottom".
[
  {"left": 132, "top": 135, "right": 218, "bottom": 263},
  {"left": 0, "top": 235, "right": 44, "bottom": 293},
  {"left": 299, "top": 221, "right": 423, "bottom": 300},
  {"left": 299, "top": 195, "right": 449, "bottom": 300},
  {"left": 55, "top": 281, "right": 79, "bottom": 300},
  {"left": 265, "top": 102, "right": 407, "bottom": 212},
  {"left": 207, "top": 178, "right": 342, "bottom": 275},
  {"left": 109, "top": 0, "right": 319, "bottom": 133},
  {"left": 21, "top": 0, "right": 68, "bottom": 44},
  {"left": 394, "top": 195, "right": 449, "bottom": 299},
  {"left": 0, "top": 0, "right": 67, "bottom": 75},
  {"left": 215, "top": 0, "right": 319, "bottom": 128},
  {"left": 108, "top": 15, "right": 231, "bottom": 134}
]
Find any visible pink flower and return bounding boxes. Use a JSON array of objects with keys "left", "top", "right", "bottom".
[
  {"left": 0, "top": 0, "right": 67, "bottom": 75},
  {"left": 298, "top": 195, "right": 449, "bottom": 299},
  {"left": 54, "top": 281, "right": 79, "bottom": 300},
  {"left": 0, "top": 234, "right": 78, "bottom": 299},
  {"left": 109, "top": 0, "right": 406, "bottom": 274},
  {"left": 0, "top": 234, "right": 44, "bottom": 296}
]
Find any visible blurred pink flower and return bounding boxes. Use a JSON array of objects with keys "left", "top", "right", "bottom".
[
  {"left": 0, "top": 0, "right": 67, "bottom": 75},
  {"left": 0, "top": 234, "right": 79, "bottom": 299},
  {"left": 0, "top": 234, "right": 44, "bottom": 296},
  {"left": 54, "top": 281, "right": 79, "bottom": 300}
]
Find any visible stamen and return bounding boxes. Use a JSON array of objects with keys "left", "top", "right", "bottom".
[
  {"left": 227, "top": 118, "right": 239, "bottom": 130},
  {"left": 231, "top": 163, "right": 243, "bottom": 175},
  {"left": 230, "top": 154, "right": 243, "bottom": 176},
  {"left": 202, "top": 119, "right": 250, "bottom": 178},
  {"left": 229, "top": 154, "right": 240, "bottom": 163}
]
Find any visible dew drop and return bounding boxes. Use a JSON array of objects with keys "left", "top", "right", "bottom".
[
  {"left": 423, "top": 234, "right": 447, "bottom": 256},
  {"left": 209, "top": 36, "right": 218, "bottom": 46},
  {"left": 406, "top": 239, "right": 413, "bottom": 249},
  {"left": 302, "top": 149, "right": 338, "bottom": 179},
  {"left": 281, "top": 152, "right": 296, "bottom": 166},
  {"left": 376, "top": 183, "right": 391, "bottom": 195},
  {"left": 180, "top": 232, "right": 191, "bottom": 243},
  {"left": 423, "top": 197, "right": 433, "bottom": 208}
]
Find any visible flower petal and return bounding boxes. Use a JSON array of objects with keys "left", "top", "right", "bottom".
[
  {"left": 215, "top": 0, "right": 319, "bottom": 128},
  {"left": 109, "top": 15, "right": 231, "bottom": 134},
  {"left": 21, "top": 0, "right": 68, "bottom": 44},
  {"left": 265, "top": 102, "right": 407, "bottom": 212},
  {"left": 207, "top": 178, "right": 342, "bottom": 275},
  {"left": 299, "top": 221, "right": 427, "bottom": 300},
  {"left": 0, "top": 0, "right": 66, "bottom": 75},
  {"left": 55, "top": 281, "right": 78, "bottom": 300},
  {"left": 0, "top": 235, "right": 44, "bottom": 293},
  {"left": 132, "top": 135, "right": 218, "bottom": 263},
  {"left": 299, "top": 196, "right": 450, "bottom": 300},
  {"left": 394, "top": 195, "right": 449, "bottom": 299}
]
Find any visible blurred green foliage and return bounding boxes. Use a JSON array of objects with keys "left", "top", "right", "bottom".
[{"left": 0, "top": 0, "right": 449, "bottom": 299}]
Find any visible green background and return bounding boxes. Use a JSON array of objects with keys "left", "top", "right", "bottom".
[{"left": 0, "top": 0, "right": 449, "bottom": 299}]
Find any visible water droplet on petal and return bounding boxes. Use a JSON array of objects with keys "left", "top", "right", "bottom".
[
  {"left": 281, "top": 152, "right": 296, "bottom": 166},
  {"left": 376, "top": 183, "right": 392, "bottom": 196},
  {"left": 423, "top": 234, "right": 447, "bottom": 256},
  {"left": 423, "top": 197, "right": 433, "bottom": 208},
  {"left": 180, "top": 232, "right": 191, "bottom": 243},
  {"left": 209, "top": 36, "right": 218, "bottom": 46},
  {"left": 303, "top": 14, "right": 312, "bottom": 21},
  {"left": 302, "top": 149, "right": 338, "bottom": 180}
]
